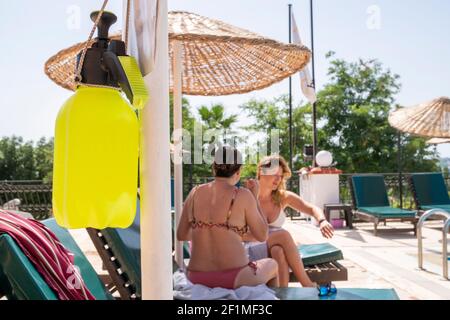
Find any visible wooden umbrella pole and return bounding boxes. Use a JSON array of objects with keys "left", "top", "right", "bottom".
[{"left": 138, "top": 0, "right": 173, "bottom": 300}]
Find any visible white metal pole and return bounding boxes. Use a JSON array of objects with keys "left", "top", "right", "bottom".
[
  {"left": 173, "top": 40, "right": 184, "bottom": 269},
  {"left": 139, "top": 0, "right": 173, "bottom": 300}
]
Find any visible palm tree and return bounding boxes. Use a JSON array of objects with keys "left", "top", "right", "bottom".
[
  {"left": 198, "top": 103, "right": 239, "bottom": 159},
  {"left": 198, "top": 103, "right": 237, "bottom": 130}
]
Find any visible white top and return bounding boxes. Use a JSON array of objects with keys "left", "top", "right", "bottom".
[{"left": 268, "top": 209, "right": 286, "bottom": 228}]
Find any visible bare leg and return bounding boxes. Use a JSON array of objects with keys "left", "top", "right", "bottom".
[
  {"left": 234, "top": 258, "right": 279, "bottom": 288},
  {"left": 266, "top": 274, "right": 279, "bottom": 287},
  {"left": 267, "top": 230, "right": 315, "bottom": 287},
  {"left": 270, "top": 245, "right": 289, "bottom": 287}
]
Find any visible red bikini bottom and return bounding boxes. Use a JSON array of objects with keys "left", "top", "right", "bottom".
[{"left": 187, "top": 261, "right": 258, "bottom": 289}]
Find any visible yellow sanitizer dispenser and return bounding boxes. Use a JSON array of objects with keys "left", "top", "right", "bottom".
[{"left": 53, "top": 11, "right": 147, "bottom": 229}]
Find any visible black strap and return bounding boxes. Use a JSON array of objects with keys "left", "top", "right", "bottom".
[{"left": 189, "top": 186, "right": 199, "bottom": 222}]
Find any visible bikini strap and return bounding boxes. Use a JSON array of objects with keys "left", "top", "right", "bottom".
[
  {"left": 189, "top": 186, "right": 199, "bottom": 222},
  {"left": 226, "top": 187, "right": 239, "bottom": 222}
]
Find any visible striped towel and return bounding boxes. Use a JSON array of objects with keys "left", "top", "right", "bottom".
[{"left": 0, "top": 209, "right": 95, "bottom": 300}]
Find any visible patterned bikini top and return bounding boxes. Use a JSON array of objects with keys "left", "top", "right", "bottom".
[{"left": 189, "top": 185, "right": 249, "bottom": 237}]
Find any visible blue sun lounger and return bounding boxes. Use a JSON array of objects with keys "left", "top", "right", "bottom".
[
  {"left": 409, "top": 173, "right": 450, "bottom": 214},
  {"left": 349, "top": 175, "right": 418, "bottom": 236},
  {"left": 0, "top": 218, "right": 113, "bottom": 300}
]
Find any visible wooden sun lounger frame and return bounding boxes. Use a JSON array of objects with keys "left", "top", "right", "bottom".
[
  {"left": 293, "top": 261, "right": 348, "bottom": 284},
  {"left": 86, "top": 228, "right": 138, "bottom": 300}
]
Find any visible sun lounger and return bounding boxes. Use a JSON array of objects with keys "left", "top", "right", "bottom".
[
  {"left": 409, "top": 172, "right": 450, "bottom": 215},
  {"left": 349, "top": 174, "right": 418, "bottom": 236},
  {"left": 0, "top": 218, "right": 113, "bottom": 300},
  {"left": 292, "top": 243, "right": 347, "bottom": 284}
]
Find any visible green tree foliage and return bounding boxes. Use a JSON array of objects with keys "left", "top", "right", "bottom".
[
  {"left": 193, "top": 103, "right": 239, "bottom": 179},
  {"left": 169, "top": 95, "right": 196, "bottom": 134},
  {"left": 34, "top": 137, "right": 54, "bottom": 182},
  {"left": 240, "top": 95, "right": 313, "bottom": 172},
  {"left": 169, "top": 97, "right": 239, "bottom": 187},
  {"left": 317, "top": 53, "right": 438, "bottom": 173},
  {"left": 240, "top": 53, "right": 439, "bottom": 173},
  {"left": 198, "top": 103, "right": 238, "bottom": 130},
  {"left": 0, "top": 136, "right": 53, "bottom": 181},
  {"left": 198, "top": 103, "right": 239, "bottom": 166}
]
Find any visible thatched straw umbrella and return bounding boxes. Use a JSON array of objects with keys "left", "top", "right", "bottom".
[
  {"left": 389, "top": 97, "right": 450, "bottom": 207},
  {"left": 389, "top": 97, "right": 450, "bottom": 138},
  {"left": 426, "top": 138, "right": 450, "bottom": 145},
  {"left": 44, "top": 11, "right": 311, "bottom": 95}
]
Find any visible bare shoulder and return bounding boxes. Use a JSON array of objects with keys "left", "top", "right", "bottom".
[
  {"left": 237, "top": 187, "right": 253, "bottom": 199},
  {"left": 187, "top": 183, "right": 207, "bottom": 199},
  {"left": 235, "top": 188, "right": 257, "bottom": 206},
  {"left": 284, "top": 190, "right": 299, "bottom": 198},
  {"left": 281, "top": 190, "right": 301, "bottom": 204},
  {"left": 194, "top": 183, "right": 211, "bottom": 193}
]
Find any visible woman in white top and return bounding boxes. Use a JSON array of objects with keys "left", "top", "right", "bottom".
[{"left": 243, "top": 155, "right": 334, "bottom": 287}]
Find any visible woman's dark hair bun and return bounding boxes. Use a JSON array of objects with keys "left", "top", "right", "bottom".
[{"left": 212, "top": 146, "right": 242, "bottom": 178}]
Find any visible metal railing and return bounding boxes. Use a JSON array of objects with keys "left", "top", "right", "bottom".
[
  {"left": 444, "top": 218, "right": 450, "bottom": 279},
  {"left": 0, "top": 180, "right": 52, "bottom": 220},
  {"left": 417, "top": 209, "right": 450, "bottom": 279}
]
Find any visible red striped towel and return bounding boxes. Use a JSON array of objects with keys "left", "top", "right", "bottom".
[{"left": 0, "top": 209, "right": 95, "bottom": 300}]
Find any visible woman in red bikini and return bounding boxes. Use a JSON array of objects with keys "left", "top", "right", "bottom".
[{"left": 177, "top": 146, "right": 279, "bottom": 289}]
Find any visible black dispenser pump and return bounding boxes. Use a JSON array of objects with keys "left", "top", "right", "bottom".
[
  {"left": 91, "top": 11, "right": 117, "bottom": 40},
  {"left": 77, "top": 11, "right": 132, "bottom": 98}
]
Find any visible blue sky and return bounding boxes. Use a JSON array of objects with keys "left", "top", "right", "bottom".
[{"left": 1, "top": 0, "right": 449, "bottom": 158}]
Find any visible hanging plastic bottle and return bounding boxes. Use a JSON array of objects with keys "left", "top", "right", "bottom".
[{"left": 53, "top": 11, "right": 148, "bottom": 229}]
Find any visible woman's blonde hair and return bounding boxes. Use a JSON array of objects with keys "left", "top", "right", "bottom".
[{"left": 257, "top": 155, "right": 292, "bottom": 205}]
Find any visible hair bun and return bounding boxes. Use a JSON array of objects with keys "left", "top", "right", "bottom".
[{"left": 212, "top": 146, "right": 242, "bottom": 178}]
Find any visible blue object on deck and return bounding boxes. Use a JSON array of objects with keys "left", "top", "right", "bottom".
[{"left": 317, "top": 283, "right": 337, "bottom": 297}]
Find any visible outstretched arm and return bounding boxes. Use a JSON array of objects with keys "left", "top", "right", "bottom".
[{"left": 283, "top": 191, "right": 334, "bottom": 239}]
